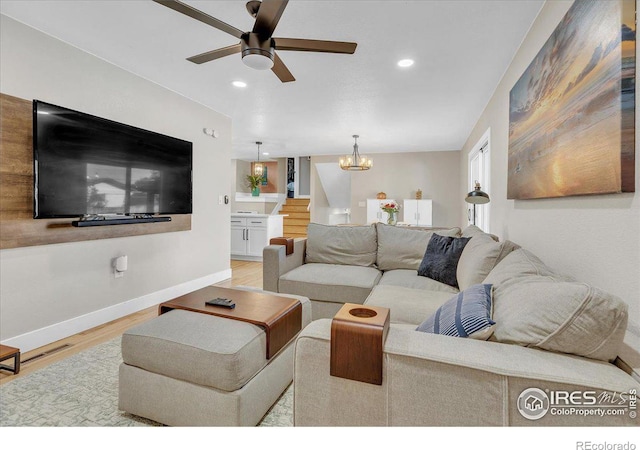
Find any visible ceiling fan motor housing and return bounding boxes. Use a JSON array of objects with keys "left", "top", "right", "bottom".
[
  {"left": 245, "top": 0, "right": 261, "bottom": 18},
  {"left": 241, "top": 33, "right": 275, "bottom": 69}
]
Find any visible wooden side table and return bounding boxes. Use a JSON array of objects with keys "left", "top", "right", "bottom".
[
  {"left": 0, "top": 344, "right": 21, "bottom": 375},
  {"left": 330, "top": 303, "right": 390, "bottom": 385}
]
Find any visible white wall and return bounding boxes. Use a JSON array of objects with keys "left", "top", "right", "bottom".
[
  {"left": 0, "top": 16, "right": 232, "bottom": 350},
  {"left": 311, "top": 151, "right": 461, "bottom": 226},
  {"left": 460, "top": 0, "right": 640, "bottom": 321}
]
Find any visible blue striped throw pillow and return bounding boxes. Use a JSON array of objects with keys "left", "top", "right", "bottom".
[{"left": 416, "top": 284, "right": 496, "bottom": 340}]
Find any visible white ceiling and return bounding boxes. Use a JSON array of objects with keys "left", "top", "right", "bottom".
[{"left": 1, "top": 0, "right": 544, "bottom": 160}]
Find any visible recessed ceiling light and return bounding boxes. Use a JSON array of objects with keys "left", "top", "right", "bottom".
[
  {"left": 232, "top": 80, "right": 247, "bottom": 88},
  {"left": 397, "top": 59, "right": 414, "bottom": 68},
  {"left": 262, "top": 152, "right": 269, "bottom": 156}
]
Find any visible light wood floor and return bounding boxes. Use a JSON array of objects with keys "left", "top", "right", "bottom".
[{"left": 0, "top": 260, "right": 263, "bottom": 385}]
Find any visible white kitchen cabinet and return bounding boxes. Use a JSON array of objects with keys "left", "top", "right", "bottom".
[
  {"left": 230, "top": 224, "right": 247, "bottom": 255},
  {"left": 230, "top": 214, "right": 284, "bottom": 261},
  {"left": 246, "top": 226, "right": 269, "bottom": 256},
  {"left": 403, "top": 199, "right": 433, "bottom": 226},
  {"left": 366, "top": 199, "right": 396, "bottom": 224}
]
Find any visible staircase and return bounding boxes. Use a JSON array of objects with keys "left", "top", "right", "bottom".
[{"left": 280, "top": 198, "right": 310, "bottom": 238}]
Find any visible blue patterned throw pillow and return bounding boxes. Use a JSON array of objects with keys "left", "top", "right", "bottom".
[{"left": 416, "top": 284, "right": 495, "bottom": 340}]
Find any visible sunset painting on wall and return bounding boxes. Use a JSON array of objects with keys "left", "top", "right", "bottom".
[{"left": 508, "top": 0, "right": 635, "bottom": 200}]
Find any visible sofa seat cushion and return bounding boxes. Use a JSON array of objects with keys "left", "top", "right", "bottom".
[
  {"left": 364, "top": 285, "right": 453, "bottom": 326},
  {"left": 457, "top": 233, "right": 520, "bottom": 291},
  {"left": 378, "top": 269, "right": 458, "bottom": 293},
  {"left": 121, "top": 310, "right": 267, "bottom": 392},
  {"left": 279, "top": 263, "right": 382, "bottom": 305},
  {"left": 376, "top": 223, "right": 461, "bottom": 271},
  {"left": 305, "top": 223, "right": 378, "bottom": 267}
]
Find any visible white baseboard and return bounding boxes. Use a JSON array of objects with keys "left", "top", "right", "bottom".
[
  {"left": 1, "top": 269, "right": 232, "bottom": 353},
  {"left": 230, "top": 255, "right": 263, "bottom": 262}
]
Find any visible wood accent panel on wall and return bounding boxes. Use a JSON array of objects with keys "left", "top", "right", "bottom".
[{"left": 0, "top": 93, "right": 191, "bottom": 250}]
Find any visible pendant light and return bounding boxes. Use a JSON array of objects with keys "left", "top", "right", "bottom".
[
  {"left": 253, "top": 141, "right": 264, "bottom": 176},
  {"left": 339, "top": 135, "right": 373, "bottom": 171}
]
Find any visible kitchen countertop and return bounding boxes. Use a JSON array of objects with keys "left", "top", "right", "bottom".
[{"left": 232, "top": 213, "right": 286, "bottom": 218}]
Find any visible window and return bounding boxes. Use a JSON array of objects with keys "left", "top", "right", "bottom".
[{"left": 467, "top": 128, "right": 491, "bottom": 232}]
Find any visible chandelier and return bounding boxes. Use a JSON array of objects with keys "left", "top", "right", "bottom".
[
  {"left": 253, "top": 141, "right": 263, "bottom": 176},
  {"left": 339, "top": 135, "right": 373, "bottom": 171}
]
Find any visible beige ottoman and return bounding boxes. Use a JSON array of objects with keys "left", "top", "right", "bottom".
[{"left": 118, "top": 291, "right": 311, "bottom": 426}]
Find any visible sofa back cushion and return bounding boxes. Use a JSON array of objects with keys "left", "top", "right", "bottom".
[
  {"left": 492, "top": 276, "right": 628, "bottom": 362},
  {"left": 486, "top": 249, "right": 628, "bottom": 362},
  {"left": 306, "top": 223, "right": 377, "bottom": 267},
  {"left": 461, "top": 224, "right": 499, "bottom": 241},
  {"left": 376, "top": 223, "right": 461, "bottom": 271},
  {"left": 457, "top": 233, "right": 520, "bottom": 291},
  {"left": 483, "top": 248, "right": 569, "bottom": 285}
]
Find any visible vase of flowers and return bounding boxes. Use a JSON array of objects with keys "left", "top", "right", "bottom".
[{"left": 381, "top": 201, "right": 400, "bottom": 225}]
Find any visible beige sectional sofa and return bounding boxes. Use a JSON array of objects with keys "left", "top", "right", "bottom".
[
  {"left": 263, "top": 223, "right": 639, "bottom": 426},
  {"left": 264, "top": 223, "right": 472, "bottom": 319}
]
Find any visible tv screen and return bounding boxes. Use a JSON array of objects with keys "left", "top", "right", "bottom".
[{"left": 33, "top": 100, "right": 192, "bottom": 219}]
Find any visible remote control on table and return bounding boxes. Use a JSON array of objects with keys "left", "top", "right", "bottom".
[{"left": 205, "top": 297, "right": 236, "bottom": 309}]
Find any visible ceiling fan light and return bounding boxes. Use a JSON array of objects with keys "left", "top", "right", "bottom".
[
  {"left": 242, "top": 52, "right": 274, "bottom": 70},
  {"left": 241, "top": 33, "right": 275, "bottom": 70}
]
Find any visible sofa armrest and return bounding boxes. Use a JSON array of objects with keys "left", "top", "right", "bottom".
[
  {"left": 294, "top": 320, "right": 639, "bottom": 426},
  {"left": 262, "top": 238, "right": 307, "bottom": 292}
]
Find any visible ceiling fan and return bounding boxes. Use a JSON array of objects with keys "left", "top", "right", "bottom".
[{"left": 153, "top": 0, "right": 358, "bottom": 83}]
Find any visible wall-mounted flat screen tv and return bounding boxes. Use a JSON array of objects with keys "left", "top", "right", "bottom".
[{"left": 33, "top": 100, "right": 193, "bottom": 219}]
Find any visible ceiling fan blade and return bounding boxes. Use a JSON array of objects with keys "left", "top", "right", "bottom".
[
  {"left": 252, "top": 0, "right": 289, "bottom": 38},
  {"left": 187, "top": 43, "right": 242, "bottom": 64},
  {"left": 272, "top": 53, "right": 295, "bottom": 83},
  {"left": 153, "top": 0, "right": 244, "bottom": 39},
  {"left": 273, "top": 37, "right": 357, "bottom": 54}
]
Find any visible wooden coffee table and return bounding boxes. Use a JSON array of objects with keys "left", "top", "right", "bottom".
[
  {"left": 159, "top": 286, "right": 302, "bottom": 359},
  {"left": 0, "top": 344, "right": 20, "bottom": 375}
]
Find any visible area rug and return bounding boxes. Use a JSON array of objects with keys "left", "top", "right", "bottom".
[{"left": 0, "top": 337, "right": 293, "bottom": 427}]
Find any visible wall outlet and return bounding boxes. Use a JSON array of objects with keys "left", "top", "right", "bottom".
[{"left": 218, "top": 195, "right": 223, "bottom": 205}]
